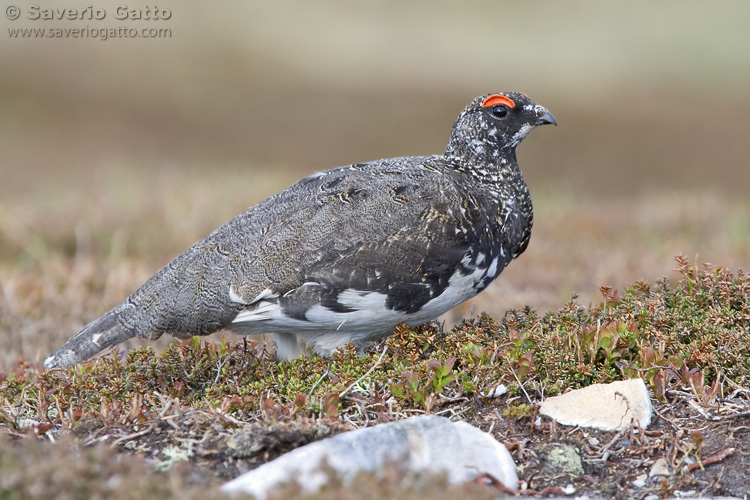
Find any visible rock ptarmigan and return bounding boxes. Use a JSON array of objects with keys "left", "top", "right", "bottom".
[{"left": 45, "top": 92, "right": 556, "bottom": 368}]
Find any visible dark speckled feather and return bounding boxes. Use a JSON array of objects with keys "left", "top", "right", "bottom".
[{"left": 45, "top": 92, "right": 556, "bottom": 368}]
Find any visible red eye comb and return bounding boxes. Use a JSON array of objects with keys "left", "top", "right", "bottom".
[{"left": 481, "top": 94, "right": 516, "bottom": 108}]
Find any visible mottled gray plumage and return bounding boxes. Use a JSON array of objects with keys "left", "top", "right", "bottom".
[{"left": 45, "top": 92, "right": 556, "bottom": 369}]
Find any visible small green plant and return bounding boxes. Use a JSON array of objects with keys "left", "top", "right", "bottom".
[
  {"left": 391, "top": 369, "right": 430, "bottom": 407},
  {"left": 426, "top": 356, "right": 457, "bottom": 393}
]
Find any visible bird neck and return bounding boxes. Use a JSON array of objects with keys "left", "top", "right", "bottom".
[
  {"left": 443, "top": 145, "right": 521, "bottom": 184},
  {"left": 442, "top": 146, "right": 531, "bottom": 228}
]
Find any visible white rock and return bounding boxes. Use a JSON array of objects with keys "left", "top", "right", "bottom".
[
  {"left": 649, "top": 457, "right": 671, "bottom": 477},
  {"left": 674, "top": 490, "right": 696, "bottom": 497},
  {"left": 633, "top": 473, "right": 647, "bottom": 488},
  {"left": 221, "top": 415, "right": 517, "bottom": 499},
  {"left": 481, "top": 384, "right": 508, "bottom": 398},
  {"left": 562, "top": 483, "right": 576, "bottom": 494},
  {"left": 539, "top": 379, "right": 652, "bottom": 431}
]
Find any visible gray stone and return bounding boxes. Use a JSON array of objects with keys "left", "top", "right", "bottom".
[
  {"left": 534, "top": 443, "right": 584, "bottom": 475},
  {"left": 221, "top": 415, "right": 517, "bottom": 499}
]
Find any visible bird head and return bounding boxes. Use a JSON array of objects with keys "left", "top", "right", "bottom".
[{"left": 445, "top": 92, "right": 556, "bottom": 163}]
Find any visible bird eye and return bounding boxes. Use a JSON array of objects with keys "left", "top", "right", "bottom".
[{"left": 492, "top": 105, "right": 508, "bottom": 118}]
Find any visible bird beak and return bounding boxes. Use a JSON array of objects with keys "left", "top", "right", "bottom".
[{"left": 534, "top": 105, "right": 557, "bottom": 126}]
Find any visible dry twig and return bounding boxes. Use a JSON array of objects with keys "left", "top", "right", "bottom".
[{"left": 687, "top": 448, "right": 736, "bottom": 472}]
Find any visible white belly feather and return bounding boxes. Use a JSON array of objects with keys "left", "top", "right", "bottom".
[{"left": 227, "top": 260, "right": 497, "bottom": 360}]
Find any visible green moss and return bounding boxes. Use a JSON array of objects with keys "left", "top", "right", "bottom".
[{"left": 502, "top": 404, "right": 533, "bottom": 420}]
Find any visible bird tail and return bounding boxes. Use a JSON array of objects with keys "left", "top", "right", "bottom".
[{"left": 44, "top": 312, "right": 135, "bottom": 369}]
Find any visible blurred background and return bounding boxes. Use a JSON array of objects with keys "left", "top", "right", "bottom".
[{"left": 1, "top": 1, "right": 749, "bottom": 368}]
